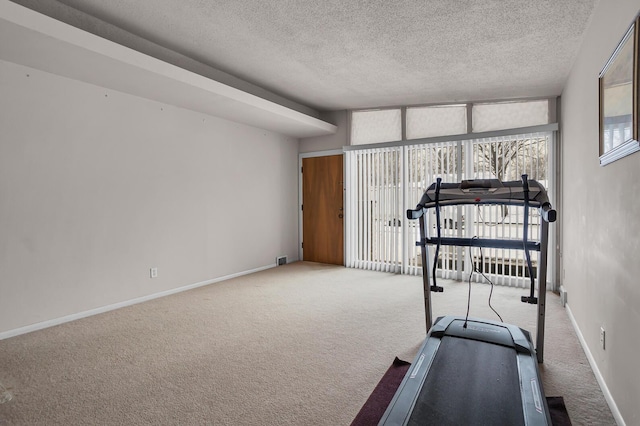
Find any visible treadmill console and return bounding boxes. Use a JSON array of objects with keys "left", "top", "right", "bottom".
[{"left": 460, "top": 179, "right": 503, "bottom": 193}]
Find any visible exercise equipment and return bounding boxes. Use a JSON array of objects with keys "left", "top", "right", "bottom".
[{"left": 379, "top": 175, "right": 556, "bottom": 426}]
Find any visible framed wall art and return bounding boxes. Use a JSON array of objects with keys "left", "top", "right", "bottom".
[{"left": 599, "top": 14, "right": 640, "bottom": 166}]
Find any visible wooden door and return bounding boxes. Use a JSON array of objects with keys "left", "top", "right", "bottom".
[{"left": 302, "top": 155, "right": 344, "bottom": 265}]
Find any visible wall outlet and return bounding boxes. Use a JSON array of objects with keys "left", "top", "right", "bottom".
[
  {"left": 600, "top": 327, "right": 606, "bottom": 350},
  {"left": 150, "top": 267, "right": 158, "bottom": 278}
]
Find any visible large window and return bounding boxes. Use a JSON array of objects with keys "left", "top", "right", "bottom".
[
  {"left": 345, "top": 132, "right": 554, "bottom": 288},
  {"left": 345, "top": 98, "right": 557, "bottom": 288}
]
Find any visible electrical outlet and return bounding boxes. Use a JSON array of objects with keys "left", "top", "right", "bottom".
[
  {"left": 150, "top": 267, "right": 158, "bottom": 278},
  {"left": 600, "top": 327, "right": 606, "bottom": 350}
]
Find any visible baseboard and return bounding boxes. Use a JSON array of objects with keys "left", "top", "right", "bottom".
[
  {"left": 0, "top": 264, "right": 275, "bottom": 341},
  {"left": 565, "top": 304, "right": 626, "bottom": 426}
]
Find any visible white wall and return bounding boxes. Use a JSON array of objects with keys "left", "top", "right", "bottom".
[
  {"left": 0, "top": 59, "right": 299, "bottom": 334},
  {"left": 561, "top": 0, "right": 640, "bottom": 424},
  {"left": 299, "top": 110, "right": 348, "bottom": 153}
]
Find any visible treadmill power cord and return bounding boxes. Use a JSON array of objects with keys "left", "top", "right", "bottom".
[
  {"left": 465, "top": 237, "right": 503, "bottom": 329},
  {"left": 477, "top": 204, "right": 508, "bottom": 226}
]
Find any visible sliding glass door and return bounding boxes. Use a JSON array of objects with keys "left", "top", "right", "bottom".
[{"left": 345, "top": 131, "right": 554, "bottom": 288}]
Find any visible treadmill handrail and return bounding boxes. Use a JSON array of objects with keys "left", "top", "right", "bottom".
[{"left": 407, "top": 178, "right": 557, "bottom": 223}]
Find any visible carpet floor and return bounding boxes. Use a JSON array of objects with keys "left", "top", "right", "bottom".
[{"left": 0, "top": 262, "right": 615, "bottom": 425}]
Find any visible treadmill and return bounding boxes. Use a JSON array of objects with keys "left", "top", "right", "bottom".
[{"left": 379, "top": 176, "right": 556, "bottom": 426}]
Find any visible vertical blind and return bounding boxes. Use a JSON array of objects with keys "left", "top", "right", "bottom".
[
  {"left": 345, "top": 131, "right": 555, "bottom": 289},
  {"left": 345, "top": 147, "right": 403, "bottom": 272}
]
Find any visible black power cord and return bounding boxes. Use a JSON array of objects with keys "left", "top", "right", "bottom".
[{"left": 464, "top": 237, "right": 503, "bottom": 328}]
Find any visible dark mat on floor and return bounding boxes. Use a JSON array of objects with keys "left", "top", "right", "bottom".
[
  {"left": 350, "top": 357, "right": 411, "bottom": 426},
  {"left": 547, "top": 396, "right": 572, "bottom": 426},
  {"left": 351, "top": 358, "right": 571, "bottom": 425}
]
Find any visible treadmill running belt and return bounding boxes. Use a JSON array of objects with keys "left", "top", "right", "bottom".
[{"left": 408, "top": 336, "right": 525, "bottom": 426}]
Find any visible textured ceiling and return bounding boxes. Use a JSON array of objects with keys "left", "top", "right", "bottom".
[{"left": 30, "top": 0, "right": 598, "bottom": 111}]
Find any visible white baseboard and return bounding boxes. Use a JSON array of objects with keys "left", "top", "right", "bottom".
[
  {"left": 0, "top": 264, "right": 275, "bottom": 341},
  {"left": 565, "top": 304, "right": 625, "bottom": 426}
]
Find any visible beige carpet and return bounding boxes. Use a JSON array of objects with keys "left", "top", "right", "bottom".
[{"left": 0, "top": 262, "right": 615, "bottom": 425}]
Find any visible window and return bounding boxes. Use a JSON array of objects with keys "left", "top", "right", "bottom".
[
  {"left": 345, "top": 132, "right": 554, "bottom": 287},
  {"left": 350, "top": 99, "right": 553, "bottom": 147},
  {"left": 350, "top": 109, "right": 401, "bottom": 145},
  {"left": 406, "top": 105, "right": 467, "bottom": 139},
  {"left": 346, "top": 99, "right": 557, "bottom": 287},
  {"left": 472, "top": 100, "right": 549, "bottom": 132}
]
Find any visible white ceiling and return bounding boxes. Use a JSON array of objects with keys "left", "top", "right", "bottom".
[
  {"left": 1, "top": 0, "right": 337, "bottom": 137},
  {"left": 10, "top": 0, "right": 598, "bottom": 112}
]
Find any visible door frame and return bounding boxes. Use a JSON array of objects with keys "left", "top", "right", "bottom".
[{"left": 298, "top": 149, "right": 345, "bottom": 264}]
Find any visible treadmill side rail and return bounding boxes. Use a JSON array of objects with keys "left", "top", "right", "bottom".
[
  {"left": 517, "top": 353, "right": 553, "bottom": 425},
  {"left": 378, "top": 327, "right": 442, "bottom": 425}
]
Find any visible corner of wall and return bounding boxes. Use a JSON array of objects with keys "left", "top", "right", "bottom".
[{"left": 299, "top": 110, "right": 348, "bottom": 153}]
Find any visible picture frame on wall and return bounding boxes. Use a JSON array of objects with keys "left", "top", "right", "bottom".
[{"left": 598, "top": 15, "right": 640, "bottom": 166}]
